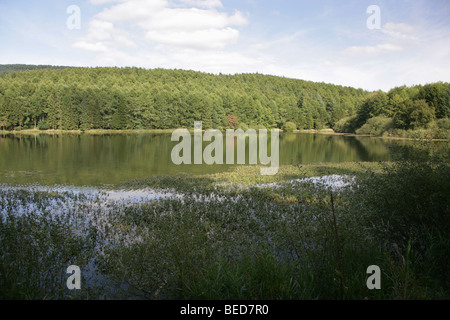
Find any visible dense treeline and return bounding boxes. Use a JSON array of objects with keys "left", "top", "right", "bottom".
[
  {"left": 0, "top": 66, "right": 366, "bottom": 131},
  {"left": 0, "top": 66, "right": 448, "bottom": 137},
  {"left": 0, "top": 64, "right": 71, "bottom": 74},
  {"left": 335, "top": 83, "right": 450, "bottom": 139}
]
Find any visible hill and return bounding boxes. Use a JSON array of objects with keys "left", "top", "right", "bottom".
[
  {"left": 0, "top": 66, "right": 448, "bottom": 138},
  {"left": 0, "top": 64, "right": 72, "bottom": 74},
  {"left": 0, "top": 67, "right": 366, "bottom": 131}
]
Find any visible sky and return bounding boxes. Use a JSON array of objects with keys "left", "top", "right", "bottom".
[{"left": 0, "top": 0, "right": 449, "bottom": 91}]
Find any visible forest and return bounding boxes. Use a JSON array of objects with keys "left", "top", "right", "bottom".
[
  {"left": 0, "top": 64, "right": 71, "bottom": 74},
  {"left": 0, "top": 65, "right": 449, "bottom": 138}
]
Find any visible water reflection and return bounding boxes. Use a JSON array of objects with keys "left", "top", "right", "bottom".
[{"left": 0, "top": 132, "right": 444, "bottom": 186}]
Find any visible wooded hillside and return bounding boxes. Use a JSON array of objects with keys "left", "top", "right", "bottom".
[{"left": 0, "top": 65, "right": 448, "bottom": 137}]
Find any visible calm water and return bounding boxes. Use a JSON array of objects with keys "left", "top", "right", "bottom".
[{"left": 0, "top": 132, "right": 425, "bottom": 186}]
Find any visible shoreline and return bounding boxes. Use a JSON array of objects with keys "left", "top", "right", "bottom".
[
  {"left": 1, "top": 128, "right": 449, "bottom": 142},
  {"left": 0, "top": 129, "right": 176, "bottom": 135},
  {"left": 293, "top": 129, "right": 450, "bottom": 142}
]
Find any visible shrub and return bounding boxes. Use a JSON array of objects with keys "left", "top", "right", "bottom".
[
  {"left": 427, "top": 120, "right": 450, "bottom": 139},
  {"left": 249, "top": 124, "right": 267, "bottom": 131},
  {"left": 283, "top": 121, "right": 297, "bottom": 132},
  {"left": 360, "top": 158, "right": 449, "bottom": 240},
  {"left": 436, "top": 118, "right": 450, "bottom": 130},
  {"left": 38, "top": 120, "right": 49, "bottom": 130},
  {"left": 354, "top": 148, "right": 450, "bottom": 295},
  {"left": 356, "top": 116, "right": 393, "bottom": 136},
  {"left": 333, "top": 116, "right": 358, "bottom": 133},
  {"left": 394, "top": 99, "right": 435, "bottom": 130},
  {"left": 237, "top": 122, "right": 249, "bottom": 131},
  {"left": 356, "top": 91, "right": 389, "bottom": 127},
  {"left": 383, "top": 124, "right": 450, "bottom": 140}
]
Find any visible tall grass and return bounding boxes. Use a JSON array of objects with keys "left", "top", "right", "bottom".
[
  {"left": 0, "top": 151, "right": 448, "bottom": 299},
  {"left": 0, "top": 189, "right": 98, "bottom": 299},
  {"left": 352, "top": 144, "right": 450, "bottom": 298}
]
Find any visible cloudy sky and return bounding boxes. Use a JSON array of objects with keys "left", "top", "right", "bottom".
[{"left": 1, "top": 0, "right": 449, "bottom": 91}]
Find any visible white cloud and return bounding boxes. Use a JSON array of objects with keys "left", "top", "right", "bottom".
[
  {"left": 249, "top": 31, "right": 305, "bottom": 51},
  {"left": 89, "top": 0, "right": 126, "bottom": 5},
  {"left": 383, "top": 22, "right": 415, "bottom": 34},
  {"left": 342, "top": 43, "right": 403, "bottom": 56},
  {"left": 96, "top": 0, "right": 168, "bottom": 22},
  {"left": 328, "top": 20, "right": 450, "bottom": 91},
  {"left": 381, "top": 22, "right": 419, "bottom": 41},
  {"left": 145, "top": 27, "right": 239, "bottom": 50},
  {"left": 136, "top": 8, "right": 247, "bottom": 32},
  {"left": 75, "top": 0, "right": 248, "bottom": 54},
  {"left": 84, "top": 20, "right": 115, "bottom": 41},
  {"left": 68, "top": 3, "right": 450, "bottom": 92},
  {"left": 341, "top": 21, "right": 420, "bottom": 57},
  {"left": 73, "top": 18, "right": 136, "bottom": 51},
  {"left": 177, "top": 0, "right": 223, "bottom": 9},
  {"left": 73, "top": 41, "right": 109, "bottom": 52}
]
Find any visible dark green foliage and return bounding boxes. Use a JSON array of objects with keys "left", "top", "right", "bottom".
[
  {"left": 0, "top": 64, "right": 71, "bottom": 74},
  {"left": 1, "top": 66, "right": 447, "bottom": 138},
  {"left": 356, "top": 116, "right": 394, "bottom": 136},
  {"left": 358, "top": 147, "right": 450, "bottom": 243},
  {"left": 418, "top": 83, "right": 450, "bottom": 119},
  {"left": 355, "top": 147, "right": 450, "bottom": 295},
  {"left": 333, "top": 116, "right": 359, "bottom": 133},
  {"left": 37, "top": 119, "right": 49, "bottom": 130},
  {"left": 0, "top": 67, "right": 366, "bottom": 131},
  {"left": 282, "top": 121, "right": 297, "bottom": 132},
  {"left": 355, "top": 91, "right": 389, "bottom": 128},
  {"left": 347, "top": 83, "right": 450, "bottom": 136},
  {"left": 394, "top": 99, "right": 435, "bottom": 130},
  {"left": 111, "top": 95, "right": 129, "bottom": 130}
]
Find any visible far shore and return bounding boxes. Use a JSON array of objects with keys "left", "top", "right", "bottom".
[{"left": 1, "top": 128, "right": 449, "bottom": 142}]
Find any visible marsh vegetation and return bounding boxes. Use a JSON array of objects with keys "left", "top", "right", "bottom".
[{"left": 1, "top": 141, "right": 448, "bottom": 300}]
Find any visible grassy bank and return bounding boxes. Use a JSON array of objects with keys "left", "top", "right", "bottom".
[
  {"left": 293, "top": 128, "right": 450, "bottom": 141},
  {"left": 2, "top": 127, "right": 448, "bottom": 142},
  {"left": 120, "top": 162, "right": 386, "bottom": 192},
  {"left": 0, "top": 155, "right": 449, "bottom": 300},
  {"left": 0, "top": 128, "right": 176, "bottom": 135}
]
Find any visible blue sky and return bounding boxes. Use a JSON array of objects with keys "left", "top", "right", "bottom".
[{"left": 1, "top": 0, "right": 449, "bottom": 91}]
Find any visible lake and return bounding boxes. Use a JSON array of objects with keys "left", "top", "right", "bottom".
[{"left": 0, "top": 132, "right": 431, "bottom": 186}]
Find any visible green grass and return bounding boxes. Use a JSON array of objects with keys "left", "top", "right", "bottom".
[
  {"left": 120, "top": 162, "right": 386, "bottom": 192},
  {"left": 0, "top": 155, "right": 448, "bottom": 300}
]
